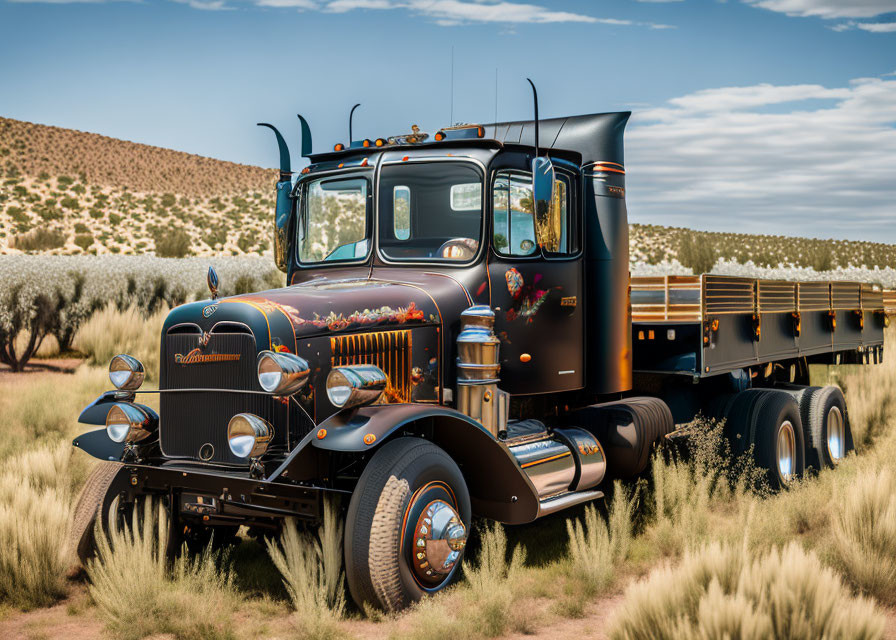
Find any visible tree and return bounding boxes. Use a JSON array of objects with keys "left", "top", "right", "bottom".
[{"left": 678, "top": 233, "right": 717, "bottom": 275}]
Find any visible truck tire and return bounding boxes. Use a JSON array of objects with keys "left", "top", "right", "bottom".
[
  {"left": 803, "top": 386, "right": 852, "bottom": 469},
  {"left": 344, "top": 437, "right": 470, "bottom": 612},
  {"left": 750, "top": 391, "right": 806, "bottom": 491},
  {"left": 70, "top": 461, "right": 123, "bottom": 566}
]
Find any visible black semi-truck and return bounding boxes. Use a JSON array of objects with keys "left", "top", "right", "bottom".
[{"left": 71, "top": 95, "right": 887, "bottom": 612}]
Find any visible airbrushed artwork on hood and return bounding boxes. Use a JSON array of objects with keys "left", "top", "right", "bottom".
[
  {"left": 222, "top": 280, "right": 440, "bottom": 339},
  {"left": 504, "top": 268, "right": 557, "bottom": 323}
]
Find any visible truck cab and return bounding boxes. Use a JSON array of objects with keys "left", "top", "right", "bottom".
[{"left": 72, "top": 109, "right": 877, "bottom": 613}]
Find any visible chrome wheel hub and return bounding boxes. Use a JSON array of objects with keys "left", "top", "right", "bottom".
[
  {"left": 827, "top": 406, "right": 845, "bottom": 462},
  {"left": 777, "top": 420, "right": 796, "bottom": 481},
  {"left": 411, "top": 500, "right": 467, "bottom": 585}
]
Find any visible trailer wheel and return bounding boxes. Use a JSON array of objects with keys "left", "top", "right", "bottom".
[
  {"left": 344, "top": 437, "right": 470, "bottom": 612},
  {"left": 70, "top": 461, "right": 123, "bottom": 566},
  {"left": 751, "top": 392, "right": 805, "bottom": 491},
  {"left": 804, "top": 386, "right": 852, "bottom": 468}
]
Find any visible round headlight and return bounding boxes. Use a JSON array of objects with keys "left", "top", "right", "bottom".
[
  {"left": 109, "top": 354, "right": 145, "bottom": 391},
  {"left": 326, "top": 364, "right": 387, "bottom": 409},
  {"left": 227, "top": 413, "right": 274, "bottom": 459},
  {"left": 257, "top": 351, "right": 310, "bottom": 396},
  {"left": 106, "top": 403, "right": 156, "bottom": 443}
]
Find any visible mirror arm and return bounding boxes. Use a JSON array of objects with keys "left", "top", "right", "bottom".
[{"left": 526, "top": 78, "right": 539, "bottom": 157}]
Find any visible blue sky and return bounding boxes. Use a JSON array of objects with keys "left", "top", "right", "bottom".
[{"left": 1, "top": 0, "right": 895, "bottom": 243}]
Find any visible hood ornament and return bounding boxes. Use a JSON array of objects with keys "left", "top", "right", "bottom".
[{"left": 207, "top": 266, "right": 219, "bottom": 300}]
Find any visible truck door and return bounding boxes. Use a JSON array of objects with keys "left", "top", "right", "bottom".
[{"left": 488, "top": 165, "right": 584, "bottom": 395}]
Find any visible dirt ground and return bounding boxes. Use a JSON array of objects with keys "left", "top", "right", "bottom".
[
  {"left": 0, "top": 357, "right": 82, "bottom": 381},
  {"left": 3, "top": 582, "right": 895, "bottom": 640}
]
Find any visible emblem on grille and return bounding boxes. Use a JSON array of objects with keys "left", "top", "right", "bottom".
[
  {"left": 202, "top": 304, "right": 219, "bottom": 318},
  {"left": 198, "top": 443, "right": 215, "bottom": 461},
  {"left": 174, "top": 348, "right": 241, "bottom": 364}
]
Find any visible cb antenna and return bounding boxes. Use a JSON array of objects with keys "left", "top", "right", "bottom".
[
  {"left": 349, "top": 103, "right": 361, "bottom": 143},
  {"left": 526, "top": 78, "right": 540, "bottom": 156}
]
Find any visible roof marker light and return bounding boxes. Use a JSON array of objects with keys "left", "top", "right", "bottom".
[
  {"left": 334, "top": 143, "right": 345, "bottom": 152},
  {"left": 363, "top": 139, "right": 371, "bottom": 148},
  {"left": 375, "top": 138, "right": 386, "bottom": 147}
]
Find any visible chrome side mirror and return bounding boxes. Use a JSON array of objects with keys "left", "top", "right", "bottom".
[
  {"left": 207, "top": 266, "right": 219, "bottom": 300},
  {"left": 531, "top": 156, "right": 555, "bottom": 250},
  {"left": 273, "top": 180, "right": 293, "bottom": 273}
]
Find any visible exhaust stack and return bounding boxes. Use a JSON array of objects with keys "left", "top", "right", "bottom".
[{"left": 456, "top": 306, "right": 508, "bottom": 437}]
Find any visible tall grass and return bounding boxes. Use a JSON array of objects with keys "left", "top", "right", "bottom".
[
  {"left": 831, "top": 469, "right": 896, "bottom": 605},
  {"left": 0, "top": 442, "right": 73, "bottom": 609},
  {"left": 609, "top": 542, "right": 885, "bottom": 640},
  {"left": 87, "top": 498, "right": 237, "bottom": 640},
  {"left": 565, "top": 480, "right": 635, "bottom": 592},
  {"left": 266, "top": 498, "right": 347, "bottom": 639},
  {"left": 73, "top": 304, "right": 167, "bottom": 379}
]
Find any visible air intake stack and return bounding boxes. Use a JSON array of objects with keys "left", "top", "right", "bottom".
[{"left": 456, "top": 306, "right": 508, "bottom": 437}]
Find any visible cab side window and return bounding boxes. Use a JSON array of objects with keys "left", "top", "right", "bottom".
[{"left": 493, "top": 170, "right": 575, "bottom": 257}]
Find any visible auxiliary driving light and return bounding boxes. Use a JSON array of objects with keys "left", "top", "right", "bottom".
[
  {"left": 227, "top": 413, "right": 274, "bottom": 459},
  {"left": 106, "top": 402, "right": 157, "bottom": 444},
  {"left": 109, "top": 354, "right": 145, "bottom": 391},
  {"left": 326, "top": 364, "right": 387, "bottom": 409},
  {"left": 256, "top": 351, "right": 310, "bottom": 396}
]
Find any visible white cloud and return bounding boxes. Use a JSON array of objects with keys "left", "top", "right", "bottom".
[
  {"left": 742, "top": 0, "right": 896, "bottom": 19},
  {"left": 255, "top": 0, "right": 317, "bottom": 7},
  {"left": 625, "top": 75, "right": 896, "bottom": 242},
  {"left": 325, "top": 0, "right": 601, "bottom": 23},
  {"left": 172, "top": 0, "right": 230, "bottom": 8},
  {"left": 856, "top": 20, "right": 896, "bottom": 30}
]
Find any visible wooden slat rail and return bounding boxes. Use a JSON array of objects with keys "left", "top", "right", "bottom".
[{"left": 631, "top": 274, "right": 893, "bottom": 323}]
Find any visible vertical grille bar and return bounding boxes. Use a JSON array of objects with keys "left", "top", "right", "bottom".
[{"left": 331, "top": 330, "right": 412, "bottom": 402}]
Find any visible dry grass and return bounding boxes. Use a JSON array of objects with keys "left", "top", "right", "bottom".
[
  {"left": 609, "top": 541, "right": 885, "bottom": 640},
  {"left": 831, "top": 469, "right": 896, "bottom": 605},
  {"left": 73, "top": 304, "right": 167, "bottom": 379},
  {"left": 0, "top": 442, "right": 73, "bottom": 609},
  {"left": 87, "top": 498, "right": 237, "bottom": 640},
  {"left": 564, "top": 480, "right": 635, "bottom": 592},
  {"left": 265, "top": 498, "right": 348, "bottom": 640}
]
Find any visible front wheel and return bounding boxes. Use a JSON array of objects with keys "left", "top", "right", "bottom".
[{"left": 344, "top": 437, "right": 471, "bottom": 612}]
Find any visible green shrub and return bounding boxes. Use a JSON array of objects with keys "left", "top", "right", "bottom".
[
  {"left": 60, "top": 196, "right": 80, "bottom": 210},
  {"left": 12, "top": 228, "right": 66, "bottom": 252},
  {"left": 6, "top": 205, "right": 27, "bottom": 223},
  {"left": 154, "top": 228, "right": 192, "bottom": 258},
  {"left": 160, "top": 193, "right": 176, "bottom": 208},
  {"left": 74, "top": 233, "right": 93, "bottom": 251},
  {"left": 108, "top": 213, "right": 122, "bottom": 226},
  {"left": 74, "top": 222, "right": 90, "bottom": 234}
]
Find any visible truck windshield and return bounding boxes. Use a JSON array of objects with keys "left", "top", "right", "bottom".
[
  {"left": 298, "top": 176, "right": 369, "bottom": 263},
  {"left": 378, "top": 162, "right": 483, "bottom": 262}
]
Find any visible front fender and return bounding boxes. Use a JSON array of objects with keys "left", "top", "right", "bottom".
[{"left": 310, "top": 404, "right": 541, "bottom": 524}]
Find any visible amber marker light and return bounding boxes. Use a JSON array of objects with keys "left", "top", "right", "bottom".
[
  {"left": 317, "top": 428, "right": 327, "bottom": 439},
  {"left": 434, "top": 131, "right": 445, "bottom": 141},
  {"left": 375, "top": 138, "right": 386, "bottom": 147},
  {"left": 363, "top": 433, "right": 376, "bottom": 445},
  {"left": 334, "top": 143, "right": 345, "bottom": 151},
  {"left": 363, "top": 139, "right": 371, "bottom": 147}
]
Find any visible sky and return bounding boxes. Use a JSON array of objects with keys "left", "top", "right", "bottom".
[{"left": 1, "top": 0, "right": 895, "bottom": 243}]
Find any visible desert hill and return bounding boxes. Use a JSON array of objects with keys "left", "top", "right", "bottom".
[
  {"left": 0, "top": 117, "right": 275, "bottom": 196},
  {"left": 1, "top": 116, "right": 895, "bottom": 271}
]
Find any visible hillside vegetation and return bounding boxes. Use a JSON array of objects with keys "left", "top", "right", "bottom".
[{"left": 1, "top": 116, "right": 895, "bottom": 273}]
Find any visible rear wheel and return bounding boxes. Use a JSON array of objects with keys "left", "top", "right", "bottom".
[
  {"left": 750, "top": 391, "right": 806, "bottom": 490},
  {"left": 344, "top": 437, "right": 470, "bottom": 612},
  {"left": 804, "top": 386, "right": 852, "bottom": 468}
]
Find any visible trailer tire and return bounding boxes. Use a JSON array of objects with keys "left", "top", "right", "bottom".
[
  {"left": 723, "top": 389, "right": 771, "bottom": 455},
  {"left": 751, "top": 391, "right": 805, "bottom": 491},
  {"left": 344, "top": 437, "right": 470, "bottom": 612},
  {"left": 70, "top": 461, "right": 123, "bottom": 567},
  {"left": 804, "top": 386, "right": 852, "bottom": 469}
]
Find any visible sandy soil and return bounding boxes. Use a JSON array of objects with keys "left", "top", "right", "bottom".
[
  {"left": 2, "top": 581, "right": 895, "bottom": 640},
  {"left": 0, "top": 358, "right": 83, "bottom": 382}
]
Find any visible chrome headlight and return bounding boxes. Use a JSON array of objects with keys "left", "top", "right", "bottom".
[
  {"left": 109, "top": 354, "right": 145, "bottom": 391},
  {"left": 106, "top": 403, "right": 156, "bottom": 443},
  {"left": 326, "top": 364, "right": 387, "bottom": 409},
  {"left": 257, "top": 351, "right": 310, "bottom": 396},
  {"left": 227, "top": 413, "right": 274, "bottom": 459}
]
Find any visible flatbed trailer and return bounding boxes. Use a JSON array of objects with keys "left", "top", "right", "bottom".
[{"left": 631, "top": 275, "right": 887, "bottom": 378}]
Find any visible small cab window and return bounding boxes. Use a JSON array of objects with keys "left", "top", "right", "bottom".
[
  {"left": 299, "top": 177, "right": 369, "bottom": 263},
  {"left": 393, "top": 186, "right": 411, "bottom": 240},
  {"left": 493, "top": 170, "right": 575, "bottom": 257}
]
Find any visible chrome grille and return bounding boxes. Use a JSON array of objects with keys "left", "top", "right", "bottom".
[
  {"left": 160, "top": 332, "right": 287, "bottom": 464},
  {"left": 330, "top": 330, "right": 412, "bottom": 403}
]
